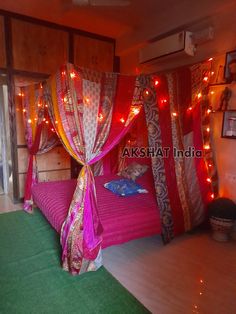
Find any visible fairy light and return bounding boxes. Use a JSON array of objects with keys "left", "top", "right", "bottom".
[
  {"left": 206, "top": 178, "right": 212, "bottom": 183},
  {"left": 145, "top": 90, "right": 149, "bottom": 96},
  {"left": 204, "top": 144, "right": 210, "bottom": 150},
  {"left": 172, "top": 112, "right": 178, "bottom": 117},
  {"left": 200, "top": 279, "right": 204, "bottom": 284},
  {"left": 203, "top": 76, "right": 209, "bottom": 82},
  {"left": 18, "top": 92, "right": 24, "bottom": 97},
  {"left": 199, "top": 292, "right": 203, "bottom": 296},
  {"left": 28, "top": 119, "right": 32, "bottom": 124},
  {"left": 61, "top": 71, "right": 66, "bottom": 76},
  {"left": 208, "top": 163, "right": 212, "bottom": 167},
  {"left": 188, "top": 107, "right": 193, "bottom": 111},
  {"left": 210, "top": 91, "right": 215, "bottom": 95},
  {"left": 45, "top": 120, "right": 49, "bottom": 124},
  {"left": 197, "top": 92, "right": 202, "bottom": 99},
  {"left": 154, "top": 80, "right": 159, "bottom": 86},
  {"left": 34, "top": 118, "right": 37, "bottom": 121},
  {"left": 84, "top": 97, "right": 90, "bottom": 104},
  {"left": 208, "top": 57, "right": 213, "bottom": 61},
  {"left": 43, "top": 118, "right": 46, "bottom": 122},
  {"left": 70, "top": 72, "right": 76, "bottom": 79},
  {"left": 63, "top": 96, "right": 67, "bottom": 103},
  {"left": 22, "top": 109, "right": 26, "bottom": 113},
  {"left": 98, "top": 113, "right": 104, "bottom": 122},
  {"left": 206, "top": 127, "right": 210, "bottom": 132},
  {"left": 120, "top": 117, "right": 125, "bottom": 123},
  {"left": 211, "top": 71, "right": 215, "bottom": 76},
  {"left": 211, "top": 193, "right": 215, "bottom": 199},
  {"left": 132, "top": 107, "right": 140, "bottom": 115},
  {"left": 55, "top": 120, "right": 58, "bottom": 124},
  {"left": 207, "top": 108, "right": 212, "bottom": 114}
]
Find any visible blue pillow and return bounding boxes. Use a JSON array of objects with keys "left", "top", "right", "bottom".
[{"left": 104, "top": 179, "right": 148, "bottom": 196}]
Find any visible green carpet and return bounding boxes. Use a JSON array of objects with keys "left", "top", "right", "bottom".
[{"left": 0, "top": 209, "right": 150, "bottom": 314}]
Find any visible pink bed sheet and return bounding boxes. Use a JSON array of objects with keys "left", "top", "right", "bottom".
[{"left": 32, "top": 170, "right": 161, "bottom": 248}]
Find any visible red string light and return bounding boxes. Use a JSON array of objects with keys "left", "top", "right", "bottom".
[{"left": 120, "top": 118, "right": 125, "bottom": 123}]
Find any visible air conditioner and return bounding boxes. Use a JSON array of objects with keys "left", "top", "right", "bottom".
[{"left": 139, "top": 31, "right": 196, "bottom": 66}]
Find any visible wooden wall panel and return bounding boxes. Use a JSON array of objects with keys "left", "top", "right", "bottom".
[
  {"left": 12, "top": 19, "right": 68, "bottom": 74},
  {"left": 0, "top": 16, "right": 6, "bottom": 68},
  {"left": 19, "top": 173, "right": 26, "bottom": 198},
  {"left": 74, "top": 35, "right": 114, "bottom": 72},
  {"left": 17, "top": 148, "right": 28, "bottom": 173},
  {"left": 37, "top": 146, "right": 71, "bottom": 171},
  {"left": 38, "top": 169, "right": 71, "bottom": 182},
  {"left": 15, "top": 95, "right": 26, "bottom": 145}
]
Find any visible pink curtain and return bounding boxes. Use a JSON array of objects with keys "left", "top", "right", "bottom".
[{"left": 46, "top": 63, "right": 143, "bottom": 274}]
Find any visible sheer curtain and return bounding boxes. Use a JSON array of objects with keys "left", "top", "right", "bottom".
[
  {"left": 46, "top": 63, "right": 143, "bottom": 274},
  {"left": 22, "top": 84, "right": 58, "bottom": 213}
]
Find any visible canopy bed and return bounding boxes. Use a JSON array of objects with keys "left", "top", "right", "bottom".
[{"left": 20, "top": 61, "right": 218, "bottom": 275}]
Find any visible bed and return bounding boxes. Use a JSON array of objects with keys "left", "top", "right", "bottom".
[{"left": 32, "top": 169, "right": 161, "bottom": 249}]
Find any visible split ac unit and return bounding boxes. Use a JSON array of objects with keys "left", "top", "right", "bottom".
[{"left": 139, "top": 31, "right": 196, "bottom": 66}]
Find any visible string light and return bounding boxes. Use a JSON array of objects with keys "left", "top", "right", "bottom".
[
  {"left": 132, "top": 107, "right": 140, "bottom": 115},
  {"left": 55, "top": 120, "right": 58, "bottom": 124},
  {"left": 18, "top": 92, "right": 24, "bottom": 97},
  {"left": 211, "top": 71, "right": 214, "bottom": 76},
  {"left": 208, "top": 163, "right": 212, "bottom": 167},
  {"left": 188, "top": 107, "right": 193, "bottom": 111},
  {"left": 45, "top": 120, "right": 49, "bottom": 124},
  {"left": 203, "top": 76, "right": 209, "bottom": 82},
  {"left": 28, "top": 119, "right": 32, "bottom": 124},
  {"left": 22, "top": 109, "right": 26, "bottom": 113},
  {"left": 197, "top": 92, "right": 202, "bottom": 99},
  {"left": 61, "top": 71, "right": 66, "bottom": 76},
  {"left": 120, "top": 118, "right": 125, "bottom": 123},
  {"left": 206, "top": 178, "right": 212, "bottom": 183},
  {"left": 206, "top": 127, "right": 210, "bottom": 132},
  {"left": 204, "top": 144, "right": 210, "bottom": 150},
  {"left": 154, "top": 80, "right": 159, "bottom": 86},
  {"left": 70, "top": 72, "right": 76, "bottom": 79},
  {"left": 207, "top": 109, "right": 212, "bottom": 114},
  {"left": 210, "top": 91, "right": 215, "bottom": 95},
  {"left": 208, "top": 57, "right": 213, "bottom": 61},
  {"left": 98, "top": 113, "right": 104, "bottom": 122},
  {"left": 200, "top": 279, "right": 204, "bottom": 284},
  {"left": 172, "top": 112, "right": 178, "bottom": 117},
  {"left": 211, "top": 193, "right": 215, "bottom": 199}
]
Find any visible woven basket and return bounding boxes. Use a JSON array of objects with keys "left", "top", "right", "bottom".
[{"left": 210, "top": 216, "right": 234, "bottom": 242}]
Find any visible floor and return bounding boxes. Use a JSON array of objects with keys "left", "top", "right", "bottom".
[
  {"left": 0, "top": 194, "right": 23, "bottom": 213},
  {"left": 1, "top": 195, "right": 236, "bottom": 314}
]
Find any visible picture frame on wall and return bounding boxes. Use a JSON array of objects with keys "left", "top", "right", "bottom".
[
  {"left": 221, "top": 110, "right": 236, "bottom": 139},
  {"left": 224, "top": 50, "right": 236, "bottom": 83}
]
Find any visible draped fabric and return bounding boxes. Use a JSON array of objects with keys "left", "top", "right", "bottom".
[
  {"left": 143, "top": 67, "right": 217, "bottom": 243},
  {"left": 22, "top": 84, "right": 58, "bottom": 213},
  {"left": 45, "top": 63, "right": 143, "bottom": 274}
]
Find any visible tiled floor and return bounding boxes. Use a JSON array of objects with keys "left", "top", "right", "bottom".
[{"left": 0, "top": 194, "right": 23, "bottom": 213}]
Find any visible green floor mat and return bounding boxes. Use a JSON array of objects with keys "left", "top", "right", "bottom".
[{"left": 0, "top": 209, "right": 150, "bottom": 314}]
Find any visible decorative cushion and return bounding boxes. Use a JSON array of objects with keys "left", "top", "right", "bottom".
[
  {"left": 104, "top": 179, "right": 148, "bottom": 196},
  {"left": 118, "top": 162, "right": 149, "bottom": 181}
]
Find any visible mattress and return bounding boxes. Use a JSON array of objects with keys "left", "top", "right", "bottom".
[{"left": 32, "top": 170, "right": 161, "bottom": 248}]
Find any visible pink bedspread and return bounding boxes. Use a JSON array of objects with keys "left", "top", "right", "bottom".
[{"left": 32, "top": 171, "right": 161, "bottom": 248}]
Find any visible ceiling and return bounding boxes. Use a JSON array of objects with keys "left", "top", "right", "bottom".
[{"left": 0, "top": 0, "right": 236, "bottom": 56}]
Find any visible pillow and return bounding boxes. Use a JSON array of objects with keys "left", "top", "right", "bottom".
[
  {"left": 104, "top": 179, "right": 148, "bottom": 196},
  {"left": 118, "top": 162, "right": 149, "bottom": 181}
]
